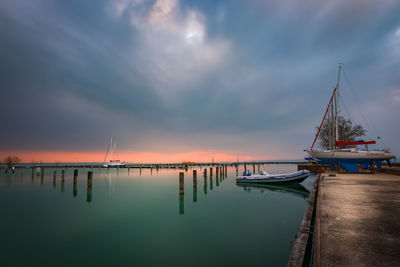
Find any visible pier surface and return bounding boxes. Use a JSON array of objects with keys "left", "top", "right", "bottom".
[{"left": 316, "top": 173, "right": 400, "bottom": 266}]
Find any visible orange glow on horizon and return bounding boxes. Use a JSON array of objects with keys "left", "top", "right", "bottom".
[{"left": 0, "top": 150, "right": 268, "bottom": 163}]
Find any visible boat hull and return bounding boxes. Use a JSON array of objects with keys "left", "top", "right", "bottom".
[
  {"left": 236, "top": 170, "right": 310, "bottom": 184},
  {"left": 305, "top": 149, "right": 395, "bottom": 172},
  {"left": 306, "top": 150, "right": 395, "bottom": 161}
]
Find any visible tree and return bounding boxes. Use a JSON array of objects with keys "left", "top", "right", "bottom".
[
  {"left": 317, "top": 116, "right": 366, "bottom": 149},
  {"left": 3, "top": 156, "right": 21, "bottom": 169}
]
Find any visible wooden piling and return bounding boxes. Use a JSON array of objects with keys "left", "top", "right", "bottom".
[
  {"left": 73, "top": 169, "right": 78, "bottom": 185},
  {"left": 225, "top": 165, "right": 227, "bottom": 178},
  {"left": 210, "top": 167, "right": 213, "bottom": 177},
  {"left": 61, "top": 170, "right": 65, "bottom": 192},
  {"left": 87, "top": 171, "right": 93, "bottom": 188},
  {"left": 179, "top": 172, "right": 184, "bottom": 195},
  {"left": 203, "top": 177, "right": 208, "bottom": 194},
  {"left": 87, "top": 171, "right": 93, "bottom": 202},
  {"left": 253, "top": 164, "right": 256, "bottom": 173},
  {"left": 216, "top": 167, "right": 219, "bottom": 178},
  {"left": 193, "top": 170, "right": 197, "bottom": 188}
]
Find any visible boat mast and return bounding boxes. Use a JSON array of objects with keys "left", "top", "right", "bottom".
[
  {"left": 334, "top": 64, "right": 342, "bottom": 148},
  {"left": 109, "top": 138, "right": 113, "bottom": 162}
]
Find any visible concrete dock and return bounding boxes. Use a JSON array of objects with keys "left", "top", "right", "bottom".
[{"left": 315, "top": 172, "right": 400, "bottom": 266}]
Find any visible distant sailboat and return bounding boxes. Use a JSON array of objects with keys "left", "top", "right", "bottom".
[
  {"left": 305, "top": 64, "right": 395, "bottom": 172},
  {"left": 103, "top": 138, "right": 126, "bottom": 168}
]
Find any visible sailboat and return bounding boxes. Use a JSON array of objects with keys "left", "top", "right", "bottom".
[
  {"left": 103, "top": 138, "right": 126, "bottom": 168},
  {"left": 305, "top": 64, "right": 395, "bottom": 172}
]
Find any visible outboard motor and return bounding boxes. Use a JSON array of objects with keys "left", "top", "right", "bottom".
[{"left": 242, "top": 170, "right": 252, "bottom": 176}]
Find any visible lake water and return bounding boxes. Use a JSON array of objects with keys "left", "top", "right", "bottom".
[{"left": 0, "top": 165, "right": 315, "bottom": 266}]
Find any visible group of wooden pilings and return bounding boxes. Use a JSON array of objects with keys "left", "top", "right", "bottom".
[
  {"left": 26, "top": 167, "right": 94, "bottom": 202},
  {"left": 178, "top": 165, "right": 229, "bottom": 215}
]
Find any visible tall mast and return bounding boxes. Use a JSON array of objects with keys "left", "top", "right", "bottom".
[
  {"left": 335, "top": 64, "right": 342, "bottom": 146},
  {"left": 109, "top": 138, "right": 113, "bottom": 162}
]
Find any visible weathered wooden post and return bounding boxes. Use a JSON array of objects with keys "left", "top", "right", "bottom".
[
  {"left": 179, "top": 172, "right": 184, "bottom": 215},
  {"left": 179, "top": 172, "right": 184, "bottom": 195},
  {"left": 203, "top": 174, "right": 208, "bottom": 195},
  {"left": 216, "top": 167, "right": 219, "bottom": 179},
  {"left": 216, "top": 174, "right": 219, "bottom": 186},
  {"left": 210, "top": 167, "right": 213, "bottom": 177},
  {"left": 87, "top": 171, "right": 93, "bottom": 202},
  {"left": 73, "top": 169, "right": 78, "bottom": 183},
  {"left": 253, "top": 164, "right": 256, "bottom": 173},
  {"left": 220, "top": 165, "right": 223, "bottom": 178},
  {"left": 61, "top": 170, "right": 65, "bottom": 192},
  {"left": 210, "top": 175, "right": 213, "bottom": 190},
  {"left": 258, "top": 164, "right": 260, "bottom": 173},
  {"left": 244, "top": 164, "right": 247, "bottom": 171},
  {"left": 193, "top": 170, "right": 197, "bottom": 188},
  {"left": 87, "top": 171, "right": 93, "bottom": 188},
  {"left": 140, "top": 167, "right": 142, "bottom": 175}
]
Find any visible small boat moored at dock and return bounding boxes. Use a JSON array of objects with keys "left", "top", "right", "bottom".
[{"left": 236, "top": 169, "right": 310, "bottom": 184}]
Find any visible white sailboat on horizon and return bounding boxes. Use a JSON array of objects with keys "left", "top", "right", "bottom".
[{"left": 103, "top": 138, "right": 126, "bottom": 168}]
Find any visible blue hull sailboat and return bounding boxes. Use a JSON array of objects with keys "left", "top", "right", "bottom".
[{"left": 305, "top": 64, "right": 395, "bottom": 172}]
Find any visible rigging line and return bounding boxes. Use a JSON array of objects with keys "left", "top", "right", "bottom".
[
  {"left": 341, "top": 68, "right": 377, "bottom": 135},
  {"left": 339, "top": 96, "right": 374, "bottom": 141},
  {"left": 341, "top": 70, "right": 386, "bottom": 149},
  {"left": 343, "top": 71, "right": 387, "bottom": 150}
]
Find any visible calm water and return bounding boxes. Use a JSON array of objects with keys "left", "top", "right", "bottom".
[{"left": 0, "top": 165, "right": 315, "bottom": 267}]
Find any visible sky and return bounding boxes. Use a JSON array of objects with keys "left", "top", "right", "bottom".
[{"left": 1, "top": 0, "right": 400, "bottom": 163}]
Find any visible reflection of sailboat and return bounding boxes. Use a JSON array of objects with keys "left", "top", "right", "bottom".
[
  {"left": 236, "top": 183, "right": 310, "bottom": 199},
  {"left": 103, "top": 138, "right": 126, "bottom": 168}
]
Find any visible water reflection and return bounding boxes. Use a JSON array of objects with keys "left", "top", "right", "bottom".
[
  {"left": 193, "top": 187, "right": 197, "bottom": 202},
  {"left": 179, "top": 195, "right": 184, "bottom": 215},
  {"left": 87, "top": 187, "right": 92, "bottom": 203},
  {"left": 236, "top": 183, "right": 310, "bottom": 199}
]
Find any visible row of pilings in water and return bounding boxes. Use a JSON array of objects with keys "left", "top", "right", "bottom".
[{"left": 178, "top": 165, "right": 229, "bottom": 215}]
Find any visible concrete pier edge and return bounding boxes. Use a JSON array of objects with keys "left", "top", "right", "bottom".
[{"left": 287, "top": 173, "right": 321, "bottom": 267}]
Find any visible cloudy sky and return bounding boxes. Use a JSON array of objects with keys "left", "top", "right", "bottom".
[{"left": 1, "top": 0, "right": 400, "bottom": 162}]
